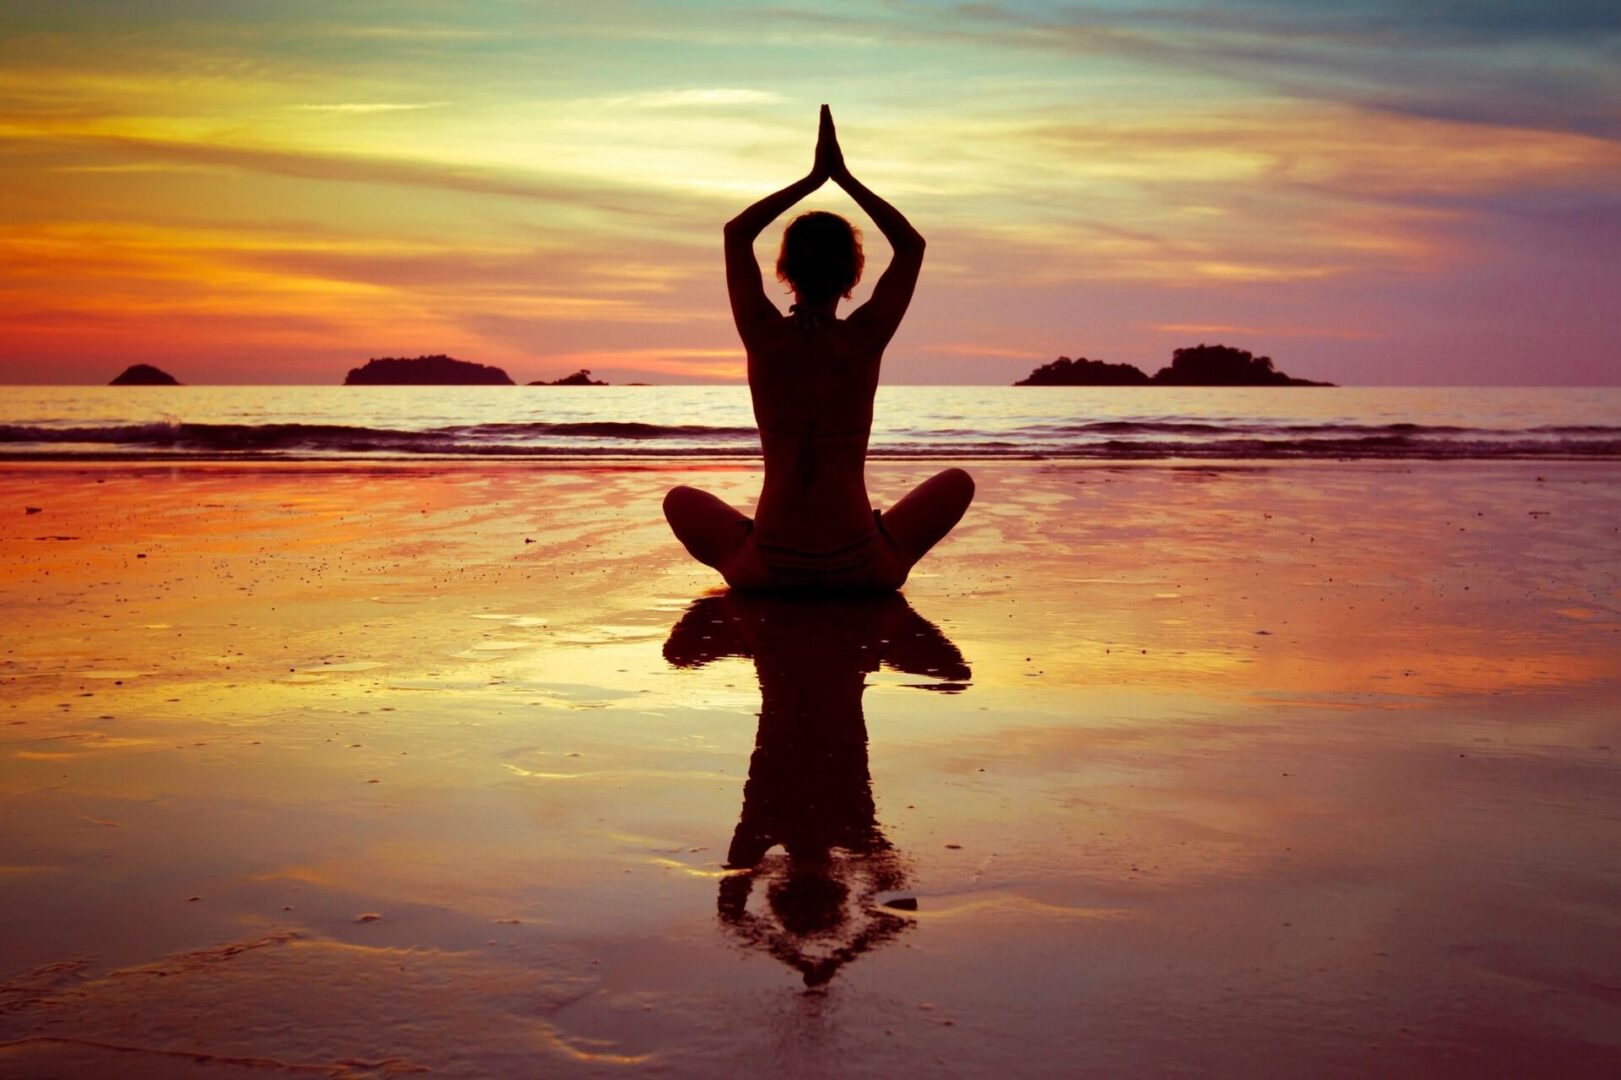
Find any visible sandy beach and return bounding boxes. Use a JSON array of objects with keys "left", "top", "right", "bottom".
[{"left": 1, "top": 460, "right": 1617, "bottom": 1076}]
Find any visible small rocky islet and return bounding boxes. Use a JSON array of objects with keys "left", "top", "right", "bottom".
[
  {"left": 528, "top": 369, "right": 608, "bottom": 386},
  {"left": 340, "top": 356, "right": 611, "bottom": 386},
  {"left": 109, "top": 364, "right": 181, "bottom": 386},
  {"left": 343, "top": 355, "right": 516, "bottom": 386},
  {"left": 1015, "top": 344, "right": 1333, "bottom": 386}
]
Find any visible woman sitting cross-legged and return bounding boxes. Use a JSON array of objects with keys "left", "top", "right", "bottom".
[{"left": 663, "top": 106, "right": 974, "bottom": 591}]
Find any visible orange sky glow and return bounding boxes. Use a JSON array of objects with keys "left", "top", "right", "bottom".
[{"left": 1, "top": 1, "right": 1617, "bottom": 385}]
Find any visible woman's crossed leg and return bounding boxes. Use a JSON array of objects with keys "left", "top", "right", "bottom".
[
  {"left": 662, "top": 467, "right": 974, "bottom": 591},
  {"left": 662, "top": 486, "right": 752, "bottom": 572},
  {"left": 877, "top": 467, "right": 975, "bottom": 570}
]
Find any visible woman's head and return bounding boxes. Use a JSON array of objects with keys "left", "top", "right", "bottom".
[{"left": 776, "top": 211, "right": 864, "bottom": 306}]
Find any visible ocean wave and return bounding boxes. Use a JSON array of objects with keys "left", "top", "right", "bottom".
[
  {"left": 449, "top": 420, "right": 759, "bottom": 439},
  {"left": 1043, "top": 420, "right": 1494, "bottom": 436},
  {"left": 2, "top": 420, "right": 1618, "bottom": 461},
  {"left": 1057, "top": 436, "right": 1621, "bottom": 459},
  {"left": 0, "top": 419, "right": 757, "bottom": 450},
  {"left": 0, "top": 421, "right": 427, "bottom": 450}
]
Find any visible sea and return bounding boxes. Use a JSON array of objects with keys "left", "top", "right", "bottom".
[{"left": 1, "top": 386, "right": 1617, "bottom": 462}]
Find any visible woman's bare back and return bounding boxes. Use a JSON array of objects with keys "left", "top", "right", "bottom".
[{"left": 749, "top": 313, "right": 881, "bottom": 551}]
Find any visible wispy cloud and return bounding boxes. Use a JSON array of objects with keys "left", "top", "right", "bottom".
[
  {"left": 921, "top": 342, "right": 1051, "bottom": 360},
  {"left": 598, "top": 88, "right": 785, "bottom": 109},
  {"left": 336, "top": 25, "right": 498, "bottom": 41},
  {"left": 295, "top": 102, "right": 451, "bottom": 114},
  {"left": 1152, "top": 323, "right": 1387, "bottom": 341},
  {"left": 787, "top": 1, "right": 1621, "bottom": 137},
  {"left": 4, "top": 122, "right": 714, "bottom": 223}
]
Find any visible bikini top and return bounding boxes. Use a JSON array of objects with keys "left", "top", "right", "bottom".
[
  {"left": 788, "top": 303, "right": 833, "bottom": 333},
  {"left": 756, "top": 307, "right": 871, "bottom": 439}
]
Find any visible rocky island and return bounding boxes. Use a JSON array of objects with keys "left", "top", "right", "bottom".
[
  {"left": 109, "top": 364, "right": 181, "bottom": 386},
  {"left": 1014, "top": 357, "right": 1149, "bottom": 386},
  {"left": 344, "top": 355, "right": 514, "bottom": 386},
  {"left": 1016, "top": 344, "right": 1333, "bottom": 387},
  {"left": 528, "top": 369, "right": 608, "bottom": 386}
]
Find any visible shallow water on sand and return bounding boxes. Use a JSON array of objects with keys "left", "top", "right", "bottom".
[{"left": 0, "top": 461, "right": 1617, "bottom": 1076}]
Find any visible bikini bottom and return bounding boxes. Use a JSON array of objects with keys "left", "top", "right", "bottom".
[{"left": 724, "top": 511, "right": 908, "bottom": 592}]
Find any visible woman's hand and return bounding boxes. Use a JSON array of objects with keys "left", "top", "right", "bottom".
[{"left": 814, "top": 104, "right": 848, "bottom": 183}]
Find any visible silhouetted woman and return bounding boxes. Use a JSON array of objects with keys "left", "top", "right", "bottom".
[{"left": 663, "top": 106, "right": 974, "bottom": 591}]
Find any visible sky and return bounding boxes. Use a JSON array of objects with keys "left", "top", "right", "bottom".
[{"left": 1, "top": 0, "right": 1617, "bottom": 385}]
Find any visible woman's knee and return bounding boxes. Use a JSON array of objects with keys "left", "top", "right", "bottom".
[
  {"left": 664, "top": 486, "right": 749, "bottom": 570},
  {"left": 938, "top": 467, "right": 975, "bottom": 505},
  {"left": 921, "top": 468, "right": 974, "bottom": 519},
  {"left": 662, "top": 485, "right": 701, "bottom": 524}
]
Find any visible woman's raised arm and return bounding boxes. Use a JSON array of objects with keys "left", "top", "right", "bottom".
[
  {"left": 819, "top": 107, "right": 925, "bottom": 346},
  {"left": 724, "top": 160, "right": 825, "bottom": 341}
]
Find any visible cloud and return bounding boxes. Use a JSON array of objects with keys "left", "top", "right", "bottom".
[
  {"left": 797, "top": 1, "right": 1621, "bottom": 137},
  {"left": 295, "top": 102, "right": 451, "bottom": 114},
  {"left": 1008, "top": 107, "right": 1619, "bottom": 203},
  {"left": 235, "top": 245, "right": 702, "bottom": 294},
  {"left": 602, "top": 88, "right": 785, "bottom": 109},
  {"left": 45, "top": 161, "right": 212, "bottom": 174},
  {"left": 1151, "top": 323, "right": 1387, "bottom": 341},
  {"left": 920, "top": 342, "right": 1052, "bottom": 360},
  {"left": 1306, "top": 0, "right": 1621, "bottom": 45},
  {"left": 3, "top": 122, "right": 718, "bottom": 225},
  {"left": 334, "top": 25, "right": 499, "bottom": 42}
]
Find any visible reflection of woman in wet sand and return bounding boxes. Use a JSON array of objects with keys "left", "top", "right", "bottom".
[
  {"left": 664, "top": 591, "right": 971, "bottom": 986},
  {"left": 664, "top": 106, "right": 974, "bottom": 591}
]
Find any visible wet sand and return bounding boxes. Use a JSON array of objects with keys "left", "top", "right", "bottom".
[{"left": 1, "top": 460, "right": 1617, "bottom": 1077}]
